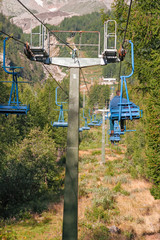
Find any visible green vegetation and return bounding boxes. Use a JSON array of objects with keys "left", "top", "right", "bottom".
[
  {"left": 0, "top": 73, "right": 68, "bottom": 218},
  {"left": 111, "top": 0, "right": 160, "bottom": 198},
  {"left": 0, "top": 128, "right": 63, "bottom": 218},
  {"left": 88, "top": 83, "right": 110, "bottom": 108},
  {"left": 0, "top": 13, "right": 45, "bottom": 83}
]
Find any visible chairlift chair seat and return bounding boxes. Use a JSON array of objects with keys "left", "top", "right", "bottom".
[
  {"left": 52, "top": 121, "right": 68, "bottom": 128},
  {"left": 88, "top": 122, "right": 95, "bottom": 126},
  {"left": 94, "top": 122, "right": 102, "bottom": 126},
  {"left": 30, "top": 47, "right": 49, "bottom": 63},
  {"left": 110, "top": 106, "right": 142, "bottom": 121},
  {"left": 92, "top": 120, "right": 99, "bottom": 124},
  {"left": 0, "top": 104, "right": 29, "bottom": 115},
  {"left": 110, "top": 134, "right": 121, "bottom": 142},
  {"left": 82, "top": 126, "right": 90, "bottom": 131}
]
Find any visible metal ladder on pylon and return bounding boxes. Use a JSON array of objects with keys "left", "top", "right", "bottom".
[
  {"left": 30, "top": 22, "right": 50, "bottom": 63},
  {"left": 103, "top": 20, "right": 120, "bottom": 63}
]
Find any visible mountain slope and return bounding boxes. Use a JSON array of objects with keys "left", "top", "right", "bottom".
[
  {"left": 0, "top": 0, "right": 113, "bottom": 32},
  {"left": 59, "top": 0, "right": 108, "bottom": 15}
]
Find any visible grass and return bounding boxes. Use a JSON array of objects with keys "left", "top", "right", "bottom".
[
  {"left": 104, "top": 174, "right": 131, "bottom": 185},
  {"left": 0, "top": 212, "right": 63, "bottom": 240},
  {"left": 79, "top": 128, "right": 102, "bottom": 150},
  {"left": 113, "top": 182, "right": 130, "bottom": 196},
  {"left": 92, "top": 150, "right": 101, "bottom": 155}
]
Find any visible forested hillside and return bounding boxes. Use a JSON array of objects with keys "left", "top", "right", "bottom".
[
  {"left": 111, "top": 0, "right": 160, "bottom": 198},
  {"left": 0, "top": 12, "right": 68, "bottom": 218},
  {"left": 0, "top": 13, "right": 45, "bottom": 82}
]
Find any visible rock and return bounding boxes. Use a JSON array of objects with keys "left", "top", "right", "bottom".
[{"left": 108, "top": 225, "right": 121, "bottom": 234}]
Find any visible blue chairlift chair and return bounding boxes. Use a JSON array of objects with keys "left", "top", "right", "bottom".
[
  {"left": 110, "top": 40, "right": 143, "bottom": 123},
  {"left": 51, "top": 87, "right": 68, "bottom": 128},
  {"left": 88, "top": 110, "right": 95, "bottom": 127},
  {"left": 82, "top": 109, "right": 90, "bottom": 130},
  {"left": 92, "top": 114, "right": 99, "bottom": 124},
  {"left": 110, "top": 121, "right": 124, "bottom": 143},
  {"left": 0, "top": 37, "right": 29, "bottom": 115},
  {"left": 88, "top": 110, "right": 101, "bottom": 126},
  {"left": 109, "top": 40, "right": 143, "bottom": 143},
  {"left": 94, "top": 115, "right": 102, "bottom": 126},
  {"left": 95, "top": 116, "right": 102, "bottom": 126}
]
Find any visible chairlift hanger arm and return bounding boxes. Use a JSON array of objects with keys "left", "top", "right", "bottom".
[
  {"left": 55, "top": 87, "right": 67, "bottom": 107},
  {"left": 120, "top": 40, "right": 134, "bottom": 79},
  {"left": 3, "top": 38, "right": 13, "bottom": 75}
]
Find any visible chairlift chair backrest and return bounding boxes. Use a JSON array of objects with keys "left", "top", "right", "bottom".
[{"left": 51, "top": 87, "right": 68, "bottom": 128}]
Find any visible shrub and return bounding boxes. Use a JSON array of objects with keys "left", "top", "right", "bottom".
[{"left": 0, "top": 128, "right": 62, "bottom": 218}]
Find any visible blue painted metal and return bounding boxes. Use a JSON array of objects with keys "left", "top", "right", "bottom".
[
  {"left": 88, "top": 110, "right": 93, "bottom": 126},
  {"left": 109, "top": 41, "right": 143, "bottom": 143},
  {"left": 110, "top": 40, "right": 142, "bottom": 122},
  {"left": 88, "top": 110, "right": 97, "bottom": 126},
  {"left": 0, "top": 38, "right": 29, "bottom": 115},
  {"left": 79, "top": 127, "right": 83, "bottom": 132},
  {"left": 110, "top": 134, "right": 121, "bottom": 142},
  {"left": 82, "top": 109, "right": 90, "bottom": 130},
  {"left": 88, "top": 110, "right": 102, "bottom": 126},
  {"left": 109, "top": 121, "right": 124, "bottom": 143},
  {"left": 94, "top": 120, "right": 102, "bottom": 126},
  {"left": 82, "top": 117, "right": 90, "bottom": 130},
  {"left": 51, "top": 87, "right": 68, "bottom": 128},
  {"left": 92, "top": 114, "right": 99, "bottom": 124}
]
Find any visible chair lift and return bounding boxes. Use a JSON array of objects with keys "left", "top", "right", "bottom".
[
  {"left": 92, "top": 114, "right": 99, "bottom": 124},
  {"left": 95, "top": 115, "right": 103, "bottom": 126},
  {"left": 51, "top": 87, "right": 68, "bottom": 128},
  {"left": 109, "top": 40, "right": 143, "bottom": 143},
  {"left": 88, "top": 109, "right": 102, "bottom": 127},
  {"left": 82, "top": 109, "right": 90, "bottom": 131},
  {"left": 88, "top": 110, "right": 96, "bottom": 126},
  {"left": 0, "top": 37, "right": 30, "bottom": 115},
  {"left": 110, "top": 120, "right": 124, "bottom": 143},
  {"left": 88, "top": 114, "right": 95, "bottom": 127}
]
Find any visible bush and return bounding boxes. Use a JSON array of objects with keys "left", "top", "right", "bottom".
[
  {"left": 92, "top": 225, "right": 109, "bottom": 240},
  {"left": 79, "top": 222, "right": 109, "bottom": 240},
  {"left": 0, "top": 128, "right": 63, "bottom": 218},
  {"left": 150, "top": 184, "right": 160, "bottom": 199}
]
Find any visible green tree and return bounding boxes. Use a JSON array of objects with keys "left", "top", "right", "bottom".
[
  {"left": 113, "top": 0, "right": 160, "bottom": 198},
  {"left": 0, "top": 128, "right": 62, "bottom": 217},
  {"left": 88, "top": 83, "right": 110, "bottom": 108}
]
